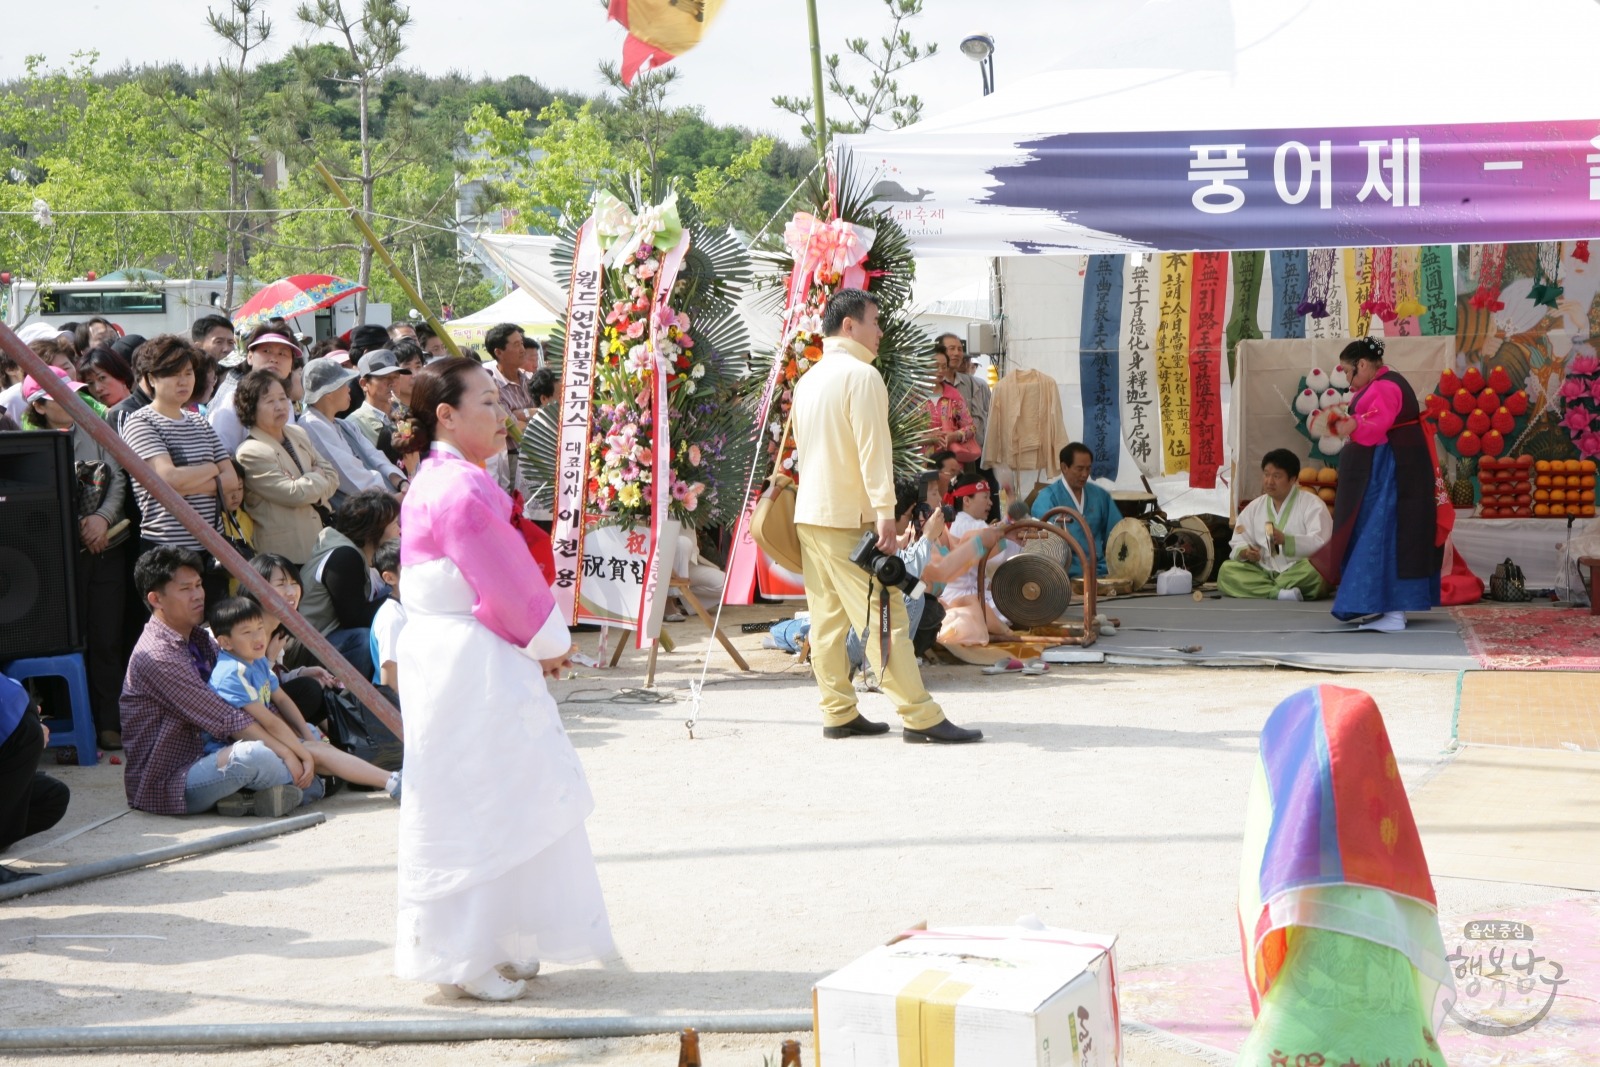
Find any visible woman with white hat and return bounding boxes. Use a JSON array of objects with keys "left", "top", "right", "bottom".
[{"left": 297, "top": 358, "right": 409, "bottom": 509}]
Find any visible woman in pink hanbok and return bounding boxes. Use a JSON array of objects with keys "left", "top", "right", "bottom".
[{"left": 394, "top": 357, "right": 613, "bottom": 1002}]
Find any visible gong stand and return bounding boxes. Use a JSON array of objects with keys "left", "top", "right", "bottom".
[{"left": 976, "top": 506, "right": 1100, "bottom": 647}]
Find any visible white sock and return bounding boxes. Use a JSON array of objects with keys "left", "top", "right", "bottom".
[
  {"left": 385, "top": 770, "right": 402, "bottom": 801},
  {"left": 1277, "top": 587, "right": 1303, "bottom": 601},
  {"left": 1358, "top": 611, "right": 1407, "bottom": 632}
]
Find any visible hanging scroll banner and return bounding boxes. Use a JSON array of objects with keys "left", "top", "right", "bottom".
[
  {"left": 1120, "top": 255, "right": 1163, "bottom": 479},
  {"left": 1345, "top": 246, "right": 1375, "bottom": 338},
  {"left": 1155, "top": 253, "right": 1192, "bottom": 476},
  {"left": 1225, "top": 250, "right": 1265, "bottom": 380},
  {"left": 1306, "top": 248, "right": 1349, "bottom": 340},
  {"left": 1188, "top": 251, "right": 1226, "bottom": 489},
  {"left": 1419, "top": 245, "right": 1457, "bottom": 337},
  {"left": 551, "top": 220, "right": 603, "bottom": 625},
  {"left": 1390, "top": 246, "right": 1424, "bottom": 336},
  {"left": 1079, "top": 253, "right": 1124, "bottom": 481},
  {"left": 1268, "top": 250, "right": 1308, "bottom": 339},
  {"left": 635, "top": 228, "right": 693, "bottom": 649}
]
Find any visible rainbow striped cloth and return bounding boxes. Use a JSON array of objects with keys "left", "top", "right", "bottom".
[{"left": 1238, "top": 684, "right": 1455, "bottom": 1020}]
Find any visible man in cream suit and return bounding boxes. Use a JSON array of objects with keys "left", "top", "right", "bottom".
[{"left": 792, "top": 289, "right": 982, "bottom": 744}]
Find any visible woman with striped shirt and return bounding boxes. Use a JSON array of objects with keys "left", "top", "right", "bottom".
[{"left": 120, "top": 335, "right": 240, "bottom": 608}]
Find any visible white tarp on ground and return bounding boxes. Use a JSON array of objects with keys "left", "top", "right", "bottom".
[{"left": 838, "top": 0, "right": 1600, "bottom": 257}]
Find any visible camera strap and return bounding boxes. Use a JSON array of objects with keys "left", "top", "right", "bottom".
[{"left": 878, "top": 581, "right": 892, "bottom": 671}]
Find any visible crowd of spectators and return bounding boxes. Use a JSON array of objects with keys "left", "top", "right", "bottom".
[{"left": 0, "top": 314, "right": 544, "bottom": 861}]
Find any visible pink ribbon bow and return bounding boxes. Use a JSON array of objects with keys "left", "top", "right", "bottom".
[{"left": 784, "top": 212, "right": 876, "bottom": 292}]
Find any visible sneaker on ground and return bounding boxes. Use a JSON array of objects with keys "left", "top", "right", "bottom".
[
  {"left": 440, "top": 970, "right": 527, "bottom": 1001},
  {"left": 251, "top": 783, "right": 304, "bottom": 817}
]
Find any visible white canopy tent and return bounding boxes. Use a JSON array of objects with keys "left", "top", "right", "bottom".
[
  {"left": 835, "top": 0, "right": 1600, "bottom": 517},
  {"left": 469, "top": 234, "right": 568, "bottom": 317},
  {"left": 443, "top": 286, "right": 561, "bottom": 347},
  {"left": 842, "top": 0, "right": 1600, "bottom": 258}
]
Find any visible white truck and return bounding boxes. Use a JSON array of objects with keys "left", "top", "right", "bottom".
[{"left": 2, "top": 274, "right": 388, "bottom": 342}]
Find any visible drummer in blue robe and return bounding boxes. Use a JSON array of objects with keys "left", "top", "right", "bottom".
[{"left": 1029, "top": 443, "right": 1117, "bottom": 577}]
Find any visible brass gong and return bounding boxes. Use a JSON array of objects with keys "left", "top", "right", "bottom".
[{"left": 990, "top": 553, "right": 1073, "bottom": 628}]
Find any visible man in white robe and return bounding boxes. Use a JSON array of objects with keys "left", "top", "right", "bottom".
[{"left": 1219, "top": 449, "right": 1333, "bottom": 601}]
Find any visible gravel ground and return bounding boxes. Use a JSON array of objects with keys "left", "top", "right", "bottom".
[{"left": 0, "top": 609, "right": 1581, "bottom": 1066}]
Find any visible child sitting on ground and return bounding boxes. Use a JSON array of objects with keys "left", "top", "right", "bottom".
[
  {"left": 366, "top": 539, "right": 405, "bottom": 691},
  {"left": 207, "top": 597, "right": 400, "bottom": 804}
]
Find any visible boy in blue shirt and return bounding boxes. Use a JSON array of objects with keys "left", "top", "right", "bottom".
[{"left": 207, "top": 598, "right": 399, "bottom": 809}]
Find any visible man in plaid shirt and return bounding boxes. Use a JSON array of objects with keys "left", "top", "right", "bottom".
[{"left": 121, "top": 547, "right": 322, "bottom": 817}]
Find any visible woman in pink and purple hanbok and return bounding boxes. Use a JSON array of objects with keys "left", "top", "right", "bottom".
[{"left": 393, "top": 357, "right": 612, "bottom": 1002}]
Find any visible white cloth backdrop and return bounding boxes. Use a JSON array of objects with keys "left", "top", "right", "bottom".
[
  {"left": 1451, "top": 517, "right": 1593, "bottom": 590},
  {"left": 1230, "top": 337, "right": 1452, "bottom": 502}
]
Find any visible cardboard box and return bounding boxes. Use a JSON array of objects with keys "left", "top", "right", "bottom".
[{"left": 814, "top": 924, "right": 1119, "bottom": 1067}]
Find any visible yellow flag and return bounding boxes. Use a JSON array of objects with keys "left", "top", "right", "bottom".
[{"left": 608, "top": 0, "right": 726, "bottom": 84}]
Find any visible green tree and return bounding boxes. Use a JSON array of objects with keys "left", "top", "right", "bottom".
[
  {"left": 291, "top": 0, "right": 418, "bottom": 321},
  {"left": 773, "top": 0, "right": 937, "bottom": 143},
  {"left": 596, "top": 63, "right": 684, "bottom": 196},
  {"left": 146, "top": 0, "right": 277, "bottom": 308},
  {"left": 0, "top": 54, "right": 224, "bottom": 310},
  {"left": 685, "top": 136, "right": 774, "bottom": 235},
  {"left": 462, "top": 100, "right": 620, "bottom": 232},
  {"left": 246, "top": 149, "right": 490, "bottom": 317}
]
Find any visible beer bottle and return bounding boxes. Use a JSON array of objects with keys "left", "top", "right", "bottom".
[
  {"left": 677, "top": 1027, "right": 701, "bottom": 1067},
  {"left": 780, "top": 1038, "right": 802, "bottom": 1066}
]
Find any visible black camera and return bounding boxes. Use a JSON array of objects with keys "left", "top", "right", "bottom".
[{"left": 848, "top": 529, "right": 926, "bottom": 598}]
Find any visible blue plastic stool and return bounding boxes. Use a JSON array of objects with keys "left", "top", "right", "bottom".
[{"left": 2, "top": 654, "right": 98, "bottom": 766}]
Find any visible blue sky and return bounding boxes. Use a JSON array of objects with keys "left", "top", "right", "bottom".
[{"left": 3, "top": 0, "right": 1135, "bottom": 141}]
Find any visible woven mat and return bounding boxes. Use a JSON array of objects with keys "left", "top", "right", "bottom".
[
  {"left": 1410, "top": 745, "right": 1600, "bottom": 891},
  {"left": 1451, "top": 604, "right": 1600, "bottom": 669},
  {"left": 1457, "top": 671, "right": 1600, "bottom": 751}
]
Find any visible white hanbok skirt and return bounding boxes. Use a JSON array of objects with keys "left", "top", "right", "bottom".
[{"left": 394, "top": 559, "right": 613, "bottom": 984}]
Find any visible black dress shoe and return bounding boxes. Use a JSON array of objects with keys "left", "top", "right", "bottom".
[
  {"left": 903, "top": 719, "right": 984, "bottom": 744},
  {"left": 0, "top": 865, "right": 41, "bottom": 885},
  {"left": 822, "top": 714, "right": 891, "bottom": 738}
]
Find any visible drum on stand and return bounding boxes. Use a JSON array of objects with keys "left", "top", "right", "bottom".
[
  {"left": 1110, "top": 491, "right": 1159, "bottom": 520},
  {"left": 1105, "top": 517, "right": 1155, "bottom": 591},
  {"left": 1162, "top": 522, "right": 1213, "bottom": 585},
  {"left": 1181, "top": 513, "right": 1234, "bottom": 583},
  {"left": 1019, "top": 525, "right": 1071, "bottom": 568}
]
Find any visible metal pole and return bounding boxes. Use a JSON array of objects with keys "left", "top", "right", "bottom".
[
  {"left": 0, "top": 327, "right": 403, "bottom": 739},
  {"left": 0, "top": 1013, "right": 812, "bottom": 1050},
  {"left": 313, "top": 163, "right": 464, "bottom": 361},
  {"left": 0, "top": 814, "right": 324, "bottom": 903},
  {"left": 805, "top": 0, "right": 828, "bottom": 158}
]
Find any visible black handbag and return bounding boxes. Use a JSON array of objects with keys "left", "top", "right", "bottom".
[
  {"left": 74, "top": 460, "right": 111, "bottom": 517},
  {"left": 322, "top": 685, "right": 403, "bottom": 773},
  {"left": 1488, "top": 557, "right": 1529, "bottom": 602}
]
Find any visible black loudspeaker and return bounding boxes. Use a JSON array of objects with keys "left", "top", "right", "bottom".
[{"left": 0, "top": 431, "right": 81, "bottom": 659}]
